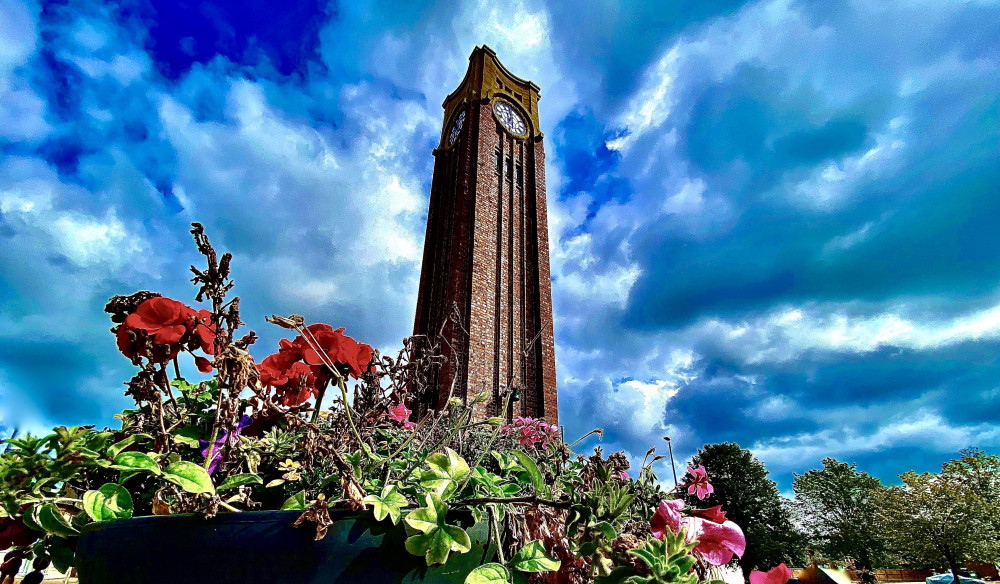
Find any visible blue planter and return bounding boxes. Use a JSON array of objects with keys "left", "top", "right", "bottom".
[{"left": 75, "top": 510, "right": 492, "bottom": 584}]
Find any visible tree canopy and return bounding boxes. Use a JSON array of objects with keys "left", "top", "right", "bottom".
[
  {"left": 877, "top": 449, "right": 1000, "bottom": 581},
  {"left": 792, "top": 458, "right": 890, "bottom": 570},
  {"left": 686, "top": 442, "right": 806, "bottom": 578}
]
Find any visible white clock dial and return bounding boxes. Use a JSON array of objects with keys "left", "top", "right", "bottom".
[
  {"left": 447, "top": 110, "right": 465, "bottom": 146},
  {"left": 493, "top": 101, "right": 527, "bottom": 135}
]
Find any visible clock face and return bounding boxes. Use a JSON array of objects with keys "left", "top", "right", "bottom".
[
  {"left": 447, "top": 110, "right": 465, "bottom": 146},
  {"left": 493, "top": 101, "right": 527, "bottom": 135}
]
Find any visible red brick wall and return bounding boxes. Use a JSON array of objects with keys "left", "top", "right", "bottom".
[{"left": 413, "top": 47, "right": 558, "bottom": 424}]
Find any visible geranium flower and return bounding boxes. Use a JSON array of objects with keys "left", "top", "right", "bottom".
[
  {"left": 690, "top": 505, "right": 727, "bottom": 524},
  {"left": 388, "top": 402, "right": 411, "bottom": 424},
  {"left": 501, "top": 416, "right": 558, "bottom": 447},
  {"left": 199, "top": 415, "right": 251, "bottom": 474},
  {"left": 192, "top": 309, "right": 217, "bottom": 355},
  {"left": 194, "top": 356, "right": 213, "bottom": 373},
  {"left": 124, "top": 297, "right": 195, "bottom": 345},
  {"left": 751, "top": 564, "right": 793, "bottom": 584},
  {"left": 686, "top": 465, "right": 714, "bottom": 500},
  {"left": 274, "top": 362, "right": 317, "bottom": 406},
  {"left": 296, "top": 324, "right": 374, "bottom": 379}
]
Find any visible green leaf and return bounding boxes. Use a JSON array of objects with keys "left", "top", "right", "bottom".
[
  {"left": 595, "top": 566, "right": 640, "bottom": 584},
  {"left": 172, "top": 426, "right": 203, "bottom": 448},
  {"left": 82, "top": 483, "right": 134, "bottom": 521},
  {"left": 162, "top": 461, "right": 215, "bottom": 494},
  {"left": 421, "top": 447, "right": 471, "bottom": 499},
  {"left": 112, "top": 451, "right": 161, "bottom": 475},
  {"left": 107, "top": 434, "right": 152, "bottom": 459},
  {"left": 403, "top": 493, "right": 471, "bottom": 566},
  {"left": 118, "top": 469, "right": 143, "bottom": 484},
  {"left": 47, "top": 536, "right": 76, "bottom": 573},
  {"left": 363, "top": 484, "right": 409, "bottom": 524},
  {"left": 217, "top": 473, "right": 263, "bottom": 492},
  {"left": 509, "top": 540, "right": 561, "bottom": 572},
  {"left": 280, "top": 491, "right": 306, "bottom": 510},
  {"left": 466, "top": 563, "right": 511, "bottom": 584},
  {"left": 511, "top": 451, "right": 544, "bottom": 494},
  {"left": 593, "top": 520, "right": 617, "bottom": 541},
  {"left": 34, "top": 503, "right": 79, "bottom": 538}
]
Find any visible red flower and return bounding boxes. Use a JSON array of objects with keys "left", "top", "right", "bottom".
[
  {"left": 194, "top": 356, "right": 214, "bottom": 373},
  {"left": 124, "top": 297, "right": 194, "bottom": 345},
  {"left": 116, "top": 325, "right": 136, "bottom": 359},
  {"left": 296, "top": 325, "right": 373, "bottom": 379},
  {"left": 193, "top": 309, "right": 217, "bottom": 355},
  {"left": 751, "top": 564, "right": 793, "bottom": 584},
  {"left": 685, "top": 465, "right": 714, "bottom": 500},
  {"left": 0, "top": 517, "right": 37, "bottom": 550},
  {"left": 690, "top": 505, "right": 727, "bottom": 524},
  {"left": 274, "top": 362, "right": 317, "bottom": 406}
]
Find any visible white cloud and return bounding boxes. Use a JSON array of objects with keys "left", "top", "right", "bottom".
[
  {"left": 752, "top": 410, "right": 1000, "bottom": 470},
  {"left": 0, "top": 157, "right": 148, "bottom": 271}
]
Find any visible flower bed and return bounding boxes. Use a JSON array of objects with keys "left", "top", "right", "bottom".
[{"left": 1, "top": 223, "right": 790, "bottom": 584}]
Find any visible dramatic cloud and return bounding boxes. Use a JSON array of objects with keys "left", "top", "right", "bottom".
[{"left": 2, "top": 0, "right": 998, "bottom": 489}]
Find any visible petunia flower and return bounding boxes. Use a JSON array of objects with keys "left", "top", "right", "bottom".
[
  {"left": 199, "top": 415, "right": 251, "bottom": 474},
  {"left": 650, "top": 499, "right": 686, "bottom": 540},
  {"left": 650, "top": 498, "right": 746, "bottom": 566},
  {"left": 691, "top": 519, "right": 746, "bottom": 566},
  {"left": 0, "top": 517, "right": 37, "bottom": 550},
  {"left": 686, "top": 465, "right": 714, "bottom": 500},
  {"left": 751, "top": 564, "right": 793, "bottom": 584}
]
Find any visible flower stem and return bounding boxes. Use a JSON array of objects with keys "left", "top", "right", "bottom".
[
  {"left": 310, "top": 380, "right": 328, "bottom": 424},
  {"left": 455, "top": 391, "right": 512, "bottom": 494}
]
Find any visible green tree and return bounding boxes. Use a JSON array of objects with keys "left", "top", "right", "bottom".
[
  {"left": 686, "top": 442, "right": 806, "bottom": 578},
  {"left": 792, "top": 458, "right": 890, "bottom": 570},
  {"left": 877, "top": 450, "right": 1000, "bottom": 582}
]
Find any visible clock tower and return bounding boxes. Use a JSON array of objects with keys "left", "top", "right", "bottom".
[{"left": 413, "top": 45, "right": 558, "bottom": 423}]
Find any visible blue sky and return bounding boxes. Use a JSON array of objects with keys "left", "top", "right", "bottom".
[{"left": 1, "top": 0, "right": 998, "bottom": 491}]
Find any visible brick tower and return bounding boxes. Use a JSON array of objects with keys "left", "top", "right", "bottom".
[{"left": 413, "top": 45, "right": 557, "bottom": 423}]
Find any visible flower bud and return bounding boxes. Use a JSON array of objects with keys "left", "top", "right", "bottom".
[{"left": 487, "top": 417, "right": 504, "bottom": 427}]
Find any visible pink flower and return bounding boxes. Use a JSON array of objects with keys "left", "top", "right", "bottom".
[
  {"left": 650, "top": 499, "right": 686, "bottom": 539},
  {"left": 388, "top": 402, "right": 411, "bottom": 424},
  {"left": 686, "top": 465, "right": 714, "bottom": 500},
  {"left": 501, "top": 416, "right": 558, "bottom": 447},
  {"left": 650, "top": 499, "right": 746, "bottom": 567},
  {"left": 613, "top": 470, "right": 630, "bottom": 481},
  {"left": 692, "top": 519, "right": 746, "bottom": 566},
  {"left": 751, "top": 564, "right": 793, "bottom": 584},
  {"left": 689, "top": 505, "right": 727, "bottom": 524}
]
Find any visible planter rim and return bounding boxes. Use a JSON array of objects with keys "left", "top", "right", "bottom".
[{"left": 80, "top": 509, "right": 362, "bottom": 533}]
